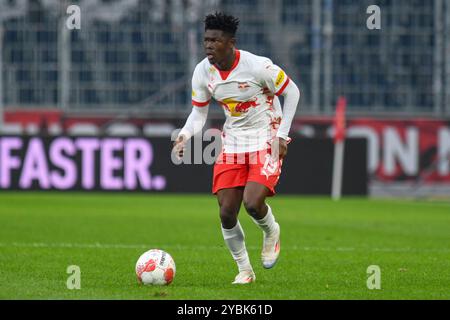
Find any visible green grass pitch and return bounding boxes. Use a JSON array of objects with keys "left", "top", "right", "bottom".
[{"left": 0, "top": 192, "right": 449, "bottom": 300}]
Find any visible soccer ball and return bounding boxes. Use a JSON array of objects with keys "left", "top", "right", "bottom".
[{"left": 135, "top": 249, "right": 176, "bottom": 285}]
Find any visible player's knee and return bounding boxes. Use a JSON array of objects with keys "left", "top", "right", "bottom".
[
  {"left": 219, "top": 204, "right": 239, "bottom": 228},
  {"left": 243, "top": 198, "right": 264, "bottom": 217}
]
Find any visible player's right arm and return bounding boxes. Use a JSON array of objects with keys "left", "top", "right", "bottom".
[{"left": 173, "top": 63, "right": 211, "bottom": 159}]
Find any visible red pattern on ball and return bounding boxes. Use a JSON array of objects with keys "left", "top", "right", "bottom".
[{"left": 164, "top": 268, "right": 174, "bottom": 284}]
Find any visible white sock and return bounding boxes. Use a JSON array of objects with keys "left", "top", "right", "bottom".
[
  {"left": 221, "top": 221, "right": 253, "bottom": 273},
  {"left": 251, "top": 204, "right": 277, "bottom": 235}
]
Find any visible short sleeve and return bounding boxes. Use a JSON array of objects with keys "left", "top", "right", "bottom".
[
  {"left": 191, "top": 64, "right": 211, "bottom": 107},
  {"left": 259, "top": 60, "right": 291, "bottom": 97}
]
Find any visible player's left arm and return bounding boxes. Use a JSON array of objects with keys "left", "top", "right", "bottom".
[
  {"left": 260, "top": 61, "right": 301, "bottom": 159},
  {"left": 276, "top": 79, "right": 300, "bottom": 158}
]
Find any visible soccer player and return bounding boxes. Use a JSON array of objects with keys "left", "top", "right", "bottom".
[{"left": 173, "top": 12, "right": 300, "bottom": 284}]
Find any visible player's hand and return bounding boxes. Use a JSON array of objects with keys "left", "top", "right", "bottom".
[
  {"left": 271, "top": 137, "right": 288, "bottom": 161},
  {"left": 278, "top": 137, "right": 288, "bottom": 159},
  {"left": 173, "top": 134, "right": 187, "bottom": 160}
]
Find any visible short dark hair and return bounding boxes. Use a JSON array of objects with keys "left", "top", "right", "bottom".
[{"left": 204, "top": 12, "right": 240, "bottom": 37}]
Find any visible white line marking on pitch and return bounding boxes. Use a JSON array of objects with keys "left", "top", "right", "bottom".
[{"left": 0, "top": 242, "right": 449, "bottom": 253}]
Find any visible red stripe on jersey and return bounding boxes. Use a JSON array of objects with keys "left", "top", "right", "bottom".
[
  {"left": 275, "top": 77, "right": 290, "bottom": 96},
  {"left": 192, "top": 100, "right": 210, "bottom": 107}
]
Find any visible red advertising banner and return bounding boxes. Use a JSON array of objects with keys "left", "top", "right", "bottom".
[{"left": 292, "top": 118, "right": 450, "bottom": 184}]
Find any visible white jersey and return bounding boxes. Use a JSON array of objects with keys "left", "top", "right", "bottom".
[{"left": 191, "top": 50, "right": 291, "bottom": 154}]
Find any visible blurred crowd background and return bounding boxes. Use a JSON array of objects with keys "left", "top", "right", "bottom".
[{"left": 0, "top": 0, "right": 447, "bottom": 116}]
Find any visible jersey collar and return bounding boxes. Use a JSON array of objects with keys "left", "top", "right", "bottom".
[{"left": 214, "top": 49, "right": 240, "bottom": 81}]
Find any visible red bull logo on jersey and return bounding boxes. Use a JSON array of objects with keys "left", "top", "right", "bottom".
[{"left": 220, "top": 98, "right": 260, "bottom": 117}]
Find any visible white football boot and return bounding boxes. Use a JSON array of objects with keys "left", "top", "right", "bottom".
[
  {"left": 261, "top": 222, "right": 281, "bottom": 269},
  {"left": 232, "top": 270, "right": 256, "bottom": 285}
]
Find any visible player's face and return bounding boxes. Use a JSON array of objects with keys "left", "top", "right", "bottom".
[{"left": 204, "top": 29, "right": 235, "bottom": 67}]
